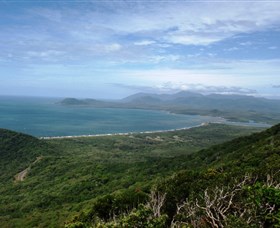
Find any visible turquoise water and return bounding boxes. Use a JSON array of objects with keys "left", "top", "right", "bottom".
[{"left": 0, "top": 96, "right": 269, "bottom": 137}]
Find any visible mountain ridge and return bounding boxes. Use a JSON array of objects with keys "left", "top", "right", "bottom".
[{"left": 59, "top": 91, "right": 280, "bottom": 124}]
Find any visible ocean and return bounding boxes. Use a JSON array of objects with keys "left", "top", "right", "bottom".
[{"left": 0, "top": 96, "right": 269, "bottom": 137}]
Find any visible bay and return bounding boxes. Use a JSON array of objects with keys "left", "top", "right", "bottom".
[{"left": 0, "top": 96, "right": 269, "bottom": 137}]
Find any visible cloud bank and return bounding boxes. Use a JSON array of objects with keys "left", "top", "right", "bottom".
[{"left": 0, "top": 0, "right": 280, "bottom": 98}]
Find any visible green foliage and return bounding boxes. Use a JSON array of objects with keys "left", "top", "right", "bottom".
[
  {"left": 168, "top": 174, "right": 280, "bottom": 227},
  {"left": 246, "top": 181, "right": 280, "bottom": 226},
  {"left": 0, "top": 128, "right": 56, "bottom": 182},
  {"left": 77, "top": 189, "right": 148, "bottom": 224},
  {"left": 98, "top": 204, "right": 168, "bottom": 228},
  {"left": 0, "top": 124, "right": 274, "bottom": 227},
  {"left": 68, "top": 123, "right": 280, "bottom": 227},
  {"left": 67, "top": 205, "right": 168, "bottom": 228}
]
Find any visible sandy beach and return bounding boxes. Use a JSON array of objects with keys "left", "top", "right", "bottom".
[{"left": 40, "top": 122, "right": 211, "bottom": 140}]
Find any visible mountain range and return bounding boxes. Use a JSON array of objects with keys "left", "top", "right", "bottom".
[{"left": 60, "top": 92, "right": 280, "bottom": 124}]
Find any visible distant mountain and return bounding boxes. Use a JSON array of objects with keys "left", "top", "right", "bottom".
[
  {"left": 121, "top": 91, "right": 204, "bottom": 102},
  {"left": 122, "top": 91, "right": 280, "bottom": 109},
  {"left": 61, "top": 92, "right": 280, "bottom": 110},
  {"left": 122, "top": 94, "right": 162, "bottom": 104},
  {"left": 60, "top": 98, "right": 86, "bottom": 105},
  {"left": 121, "top": 92, "right": 153, "bottom": 102},
  {"left": 59, "top": 92, "right": 280, "bottom": 124},
  {"left": 169, "top": 90, "right": 205, "bottom": 99},
  {"left": 60, "top": 98, "right": 105, "bottom": 105}
]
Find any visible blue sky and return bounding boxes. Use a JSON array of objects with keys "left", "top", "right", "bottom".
[{"left": 1, "top": 0, "right": 280, "bottom": 99}]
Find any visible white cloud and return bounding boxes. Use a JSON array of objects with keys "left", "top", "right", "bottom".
[
  {"left": 134, "top": 40, "right": 155, "bottom": 46},
  {"left": 104, "top": 43, "right": 122, "bottom": 52},
  {"left": 3, "top": 0, "right": 280, "bottom": 66},
  {"left": 240, "top": 41, "right": 253, "bottom": 46},
  {"left": 224, "top": 47, "right": 239, "bottom": 51},
  {"left": 155, "top": 82, "right": 257, "bottom": 95},
  {"left": 90, "top": 1, "right": 280, "bottom": 45},
  {"left": 26, "top": 50, "right": 64, "bottom": 58},
  {"left": 117, "top": 59, "right": 280, "bottom": 88},
  {"left": 2, "top": 1, "right": 280, "bottom": 98},
  {"left": 113, "top": 81, "right": 257, "bottom": 95},
  {"left": 167, "top": 34, "right": 224, "bottom": 46},
  {"left": 149, "top": 55, "right": 181, "bottom": 63},
  {"left": 25, "top": 1, "right": 280, "bottom": 46}
]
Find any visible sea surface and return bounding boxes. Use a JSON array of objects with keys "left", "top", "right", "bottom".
[{"left": 0, "top": 96, "right": 270, "bottom": 137}]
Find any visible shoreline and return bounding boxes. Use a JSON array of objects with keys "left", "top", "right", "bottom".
[
  {"left": 40, "top": 122, "right": 211, "bottom": 140},
  {"left": 37, "top": 121, "right": 271, "bottom": 140},
  {"left": 39, "top": 120, "right": 270, "bottom": 140}
]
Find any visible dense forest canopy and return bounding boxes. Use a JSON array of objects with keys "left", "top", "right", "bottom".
[{"left": 1, "top": 124, "right": 279, "bottom": 227}]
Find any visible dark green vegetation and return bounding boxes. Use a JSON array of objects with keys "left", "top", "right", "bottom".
[
  {"left": 67, "top": 123, "right": 280, "bottom": 227},
  {"left": 60, "top": 92, "right": 280, "bottom": 124},
  {"left": 0, "top": 124, "right": 263, "bottom": 227},
  {"left": 0, "top": 129, "right": 56, "bottom": 183}
]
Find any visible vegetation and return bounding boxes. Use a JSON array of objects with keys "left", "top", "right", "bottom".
[
  {"left": 0, "top": 124, "right": 263, "bottom": 227},
  {"left": 66, "top": 123, "right": 280, "bottom": 227},
  {"left": 0, "top": 128, "right": 56, "bottom": 182}
]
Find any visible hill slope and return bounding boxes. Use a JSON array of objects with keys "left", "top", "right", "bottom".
[
  {"left": 0, "top": 129, "right": 56, "bottom": 182},
  {"left": 68, "top": 124, "right": 280, "bottom": 227},
  {"left": 0, "top": 124, "right": 262, "bottom": 227}
]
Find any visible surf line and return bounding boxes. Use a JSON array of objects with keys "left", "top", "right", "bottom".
[{"left": 40, "top": 122, "right": 211, "bottom": 140}]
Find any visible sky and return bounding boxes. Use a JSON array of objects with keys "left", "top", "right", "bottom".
[{"left": 0, "top": 0, "right": 280, "bottom": 99}]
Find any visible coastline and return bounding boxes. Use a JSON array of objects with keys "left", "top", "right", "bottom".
[
  {"left": 40, "top": 122, "right": 211, "bottom": 140},
  {"left": 39, "top": 120, "right": 271, "bottom": 140}
]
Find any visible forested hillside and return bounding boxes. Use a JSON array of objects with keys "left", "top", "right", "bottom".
[
  {"left": 0, "top": 129, "right": 56, "bottom": 182},
  {"left": 0, "top": 124, "right": 262, "bottom": 227},
  {"left": 67, "top": 124, "right": 280, "bottom": 227}
]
